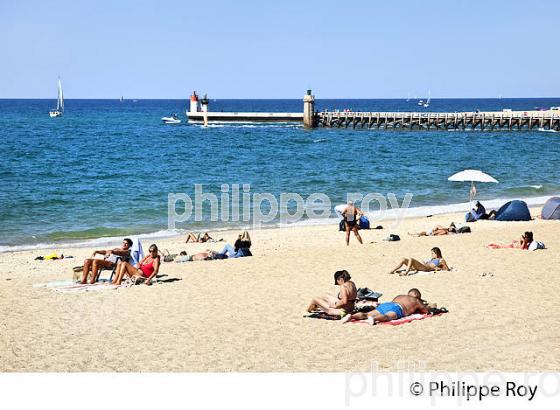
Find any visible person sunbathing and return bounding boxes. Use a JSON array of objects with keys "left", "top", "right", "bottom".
[
  {"left": 182, "top": 232, "right": 253, "bottom": 261},
  {"left": 487, "top": 231, "right": 533, "bottom": 250},
  {"left": 409, "top": 223, "right": 456, "bottom": 237},
  {"left": 185, "top": 232, "right": 214, "bottom": 243},
  {"left": 307, "top": 270, "right": 358, "bottom": 318},
  {"left": 389, "top": 247, "right": 450, "bottom": 276},
  {"left": 81, "top": 238, "right": 132, "bottom": 284},
  {"left": 341, "top": 288, "right": 430, "bottom": 325},
  {"left": 111, "top": 244, "right": 160, "bottom": 286}
]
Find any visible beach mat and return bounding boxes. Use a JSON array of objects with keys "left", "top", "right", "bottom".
[
  {"left": 53, "top": 282, "right": 131, "bottom": 293},
  {"left": 351, "top": 312, "right": 445, "bottom": 326},
  {"left": 304, "top": 312, "right": 341, "bottom": 321}
]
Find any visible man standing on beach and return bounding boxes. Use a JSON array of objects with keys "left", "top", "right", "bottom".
[
  {"left": 342, "top": 201, "right": 364, "bottom": 246},
  {"left": 80, "top": 238, "right": 132, "bottom": 284}
]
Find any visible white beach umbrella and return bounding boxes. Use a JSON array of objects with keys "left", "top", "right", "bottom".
[{"left": 448, "top": 169, "right": 499, "bottom": 202}]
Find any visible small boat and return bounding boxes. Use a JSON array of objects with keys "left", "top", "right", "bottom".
[
  {"left": 423, "top": 90, "right": 431, "bottom": 108},
  {"left": 120, "top": 96, "right": 124, "bottom": 102},
  {"left": 49, "top": 78, "right": 64, "bottom": 118},
  {"left": 162, "top": 114, "right": 181, "bottom": 124},
  {"left": 417, "top": 99, "right": 424, "bottom": 106}
]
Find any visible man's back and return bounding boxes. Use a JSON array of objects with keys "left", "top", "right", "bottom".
[{"left": 393, "top": 295, "right": 426, "bottom": 316}]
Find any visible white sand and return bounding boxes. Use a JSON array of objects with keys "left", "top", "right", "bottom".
[{"left": 1, "top": 209, "right": 559, "bottom": 372}]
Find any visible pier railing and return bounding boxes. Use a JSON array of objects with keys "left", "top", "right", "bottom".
[{"left": 315, "top": 111, "right": 560, "bottom": 131}]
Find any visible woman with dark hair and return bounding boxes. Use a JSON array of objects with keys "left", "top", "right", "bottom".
[
  {"left": 111, "top": 244, "right": 161, "bottom": 285},
  {"left": 306, "top": 270, "right": 358, "bottom": 318},
  {"left": 487, "top": 231, "right": 533, "bottom": 250},
  {"left": 389, "top": 247, "right": 450, "bottom": 276}
]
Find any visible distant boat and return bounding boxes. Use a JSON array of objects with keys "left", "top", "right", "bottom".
[
  {"left": 406, "top": 93, "right": 410, "bottom": 102},
  {"left": 49, "top": 78, "right": 64, "bottom": 118},
  {"left": 120, "top": 96, "right": 124, "bottom": 102},
  {"left": 417, "top": 99, "right": 424, "bottom": 106},
  {"left": 162, "top": 114, "right": 181, "bottom": 124},
  {"left": 423, "top": 90, "right": 431, "bottom": 108}
]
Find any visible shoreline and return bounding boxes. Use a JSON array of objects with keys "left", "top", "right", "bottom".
[
  {"left": 1, "top": 193, "right": 556, "bottom": 254},
  {"left": 2, "top": 203, "right": 559, "bottom": 372}
]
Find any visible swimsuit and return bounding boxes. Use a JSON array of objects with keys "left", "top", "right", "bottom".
[
  {"left": 373, "top": 302, "right": 405, "bottom": 319},
  {"left": 139, "top": 258, "right": 156, "bottom": 278},
  {"left": 425, "top": 258, "right": 441, "bottom": 267}
]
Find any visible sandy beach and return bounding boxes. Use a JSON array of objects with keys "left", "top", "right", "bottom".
[{"left": 1, "top": 209, "right": 559, "bottom": 372}]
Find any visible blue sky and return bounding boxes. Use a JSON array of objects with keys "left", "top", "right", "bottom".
[{"left": 1, "top": 0, "right": 558, "bottom": 98}]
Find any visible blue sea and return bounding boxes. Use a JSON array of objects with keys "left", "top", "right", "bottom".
[{"left": 1, "top": 98, "right": 559, "bottom": 251}]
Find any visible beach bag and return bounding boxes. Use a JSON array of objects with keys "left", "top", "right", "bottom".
[
  {"left": 457, "top": 226, "right": 471, "bottom": 234},
  {"left": 338, "top": 219, "right": 346, "bottom": 231},
  {"left": 528, "top": 241, "right": 545, "bottom": 251},
  {"left": 162, "top": 249, "right": 177, "bottom": 262},
  {"left": 358, "top": 216, "right": 370, "bottom": 230},
  {"left": 356, "top": 287, "right": 382, "bottom": 301},
  {"left": 465, "top": 211, "right": 477, "bottom": 222}
]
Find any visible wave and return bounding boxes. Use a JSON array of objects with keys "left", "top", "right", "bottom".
[{"left": 2, "top": 194, "right": 556, "bottom": 254}]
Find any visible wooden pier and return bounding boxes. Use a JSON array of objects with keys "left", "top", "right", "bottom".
[
  {"left": 315, "top": 110, "right": 560, "bottom": 131},
  {"left": 187, "top": 90, "right": 560, "bottom": 131}
]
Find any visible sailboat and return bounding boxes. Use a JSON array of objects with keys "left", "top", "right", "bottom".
[
  {"left": 120, "top": 96, "right": 124, "bottom": 102},
  {"left": 49, "top": 78, "right": 64, "bottom": 118},
  {"left": 423, "top": 89, "right": 431, "bottom": 108}
]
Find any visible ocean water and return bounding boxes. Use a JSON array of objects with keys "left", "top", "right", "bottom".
[{"left": 1, "top": 98, "right": 559, "bottom": 251}]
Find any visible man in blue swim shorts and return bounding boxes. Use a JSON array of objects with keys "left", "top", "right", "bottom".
[{"left": 341, "top": 288, "right": 430, "bottom": 325}]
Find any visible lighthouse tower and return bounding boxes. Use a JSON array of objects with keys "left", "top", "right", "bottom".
[
  {"left": 190, "top": 91, "right": 200, "bottom": 113},
  {"left": 200, "top": 94, "right": 209, "bottom": 112}
]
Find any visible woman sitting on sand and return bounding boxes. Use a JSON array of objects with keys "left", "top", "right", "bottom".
[
  {"left": 185, "top": 232, "right": 217, "bottom": 243},
  {"left": 218, "top": 231, "right": 252, "bottom": 258},
  {"left": 307, "top": 270, "right": 358, "bottom": 319},
  {"left": 487, "top": 231, "right": 533, "bottom": 250},
  {"left": 389, "top": 247, "right": 450, "bottom": 276},
  {"left": 409, "top": 223, "right": 456, "bottom": 237},
  {"left": 111, "top": 244, "right": 161, "bottom": 285}
]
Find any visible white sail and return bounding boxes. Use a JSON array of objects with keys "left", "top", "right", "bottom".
[{"left": 57, "top": 78, "right": 64, "bottom": 112}]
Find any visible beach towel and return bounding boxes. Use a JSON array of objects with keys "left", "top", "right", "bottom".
[
  {"left": 304, "top": 312, "right": 341, "bottom": 320},
  {"left": 130, "top": 237, "right": 144, "bottom": 265},
  {"left": 53, "top": 282, "right": 132, "bottom": 293},
  {"left": 351, "top": 312, "right": 445, "bottom": 326}
]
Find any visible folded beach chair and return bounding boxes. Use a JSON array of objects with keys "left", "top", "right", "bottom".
[{"left": 94, "top": 255, "right": 121, "bottom": 282}]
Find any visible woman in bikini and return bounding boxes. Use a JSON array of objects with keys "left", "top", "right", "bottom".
[
  {"left": 307, "top": 270, "right": 358, "bottom": 318},
  {"left": 112, "top": 244, "right": 161, "bottom": 285},
  {"left": 185, "top": 232, "right": 213, "bottom": 243},
  {"left": 487, "top": 231, "right": 532, "bottom": 250},
  {"left": 389, "top": 247, "right": 450, "bottom": 276},
  {"left": 342, "top": 201, "right": 364, "bottom": 246},
  {"left": 409, "top": 223, "right": 456, "bottom": 237}
]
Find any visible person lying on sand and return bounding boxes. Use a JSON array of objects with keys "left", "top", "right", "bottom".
[
  {"left": 81, "top": 238, "right": 132, "bottom": 284},
  {"left": 111, "top": 244, "right": 160, "bottom": 286},
  {"left": 181, "top": 232, "right": 253, "bottom": 261},
  {"left": 341, "top": 201, "right": 364, "bottom": 246},
  {"left": 409, "top": 223, "right": 456, "bottom": 237},
  {"left": 185, "top": 232, "right": 215, "bottom": 243},
  {"left": 341, "top": 288, "right": 433, "bottom": 325},
  {"left": 487, "top": 231, "right": 533, "bottom": 250},
  {"left": 389, "top": 247, "right": 450, "bottom": 276},
  {"left": 307, "top": 270, "right": 357, "bottom": 318}
]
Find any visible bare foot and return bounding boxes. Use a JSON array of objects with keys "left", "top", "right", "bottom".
[{"left": 340, "top": 314, "right": 352, "bottom": 324}]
